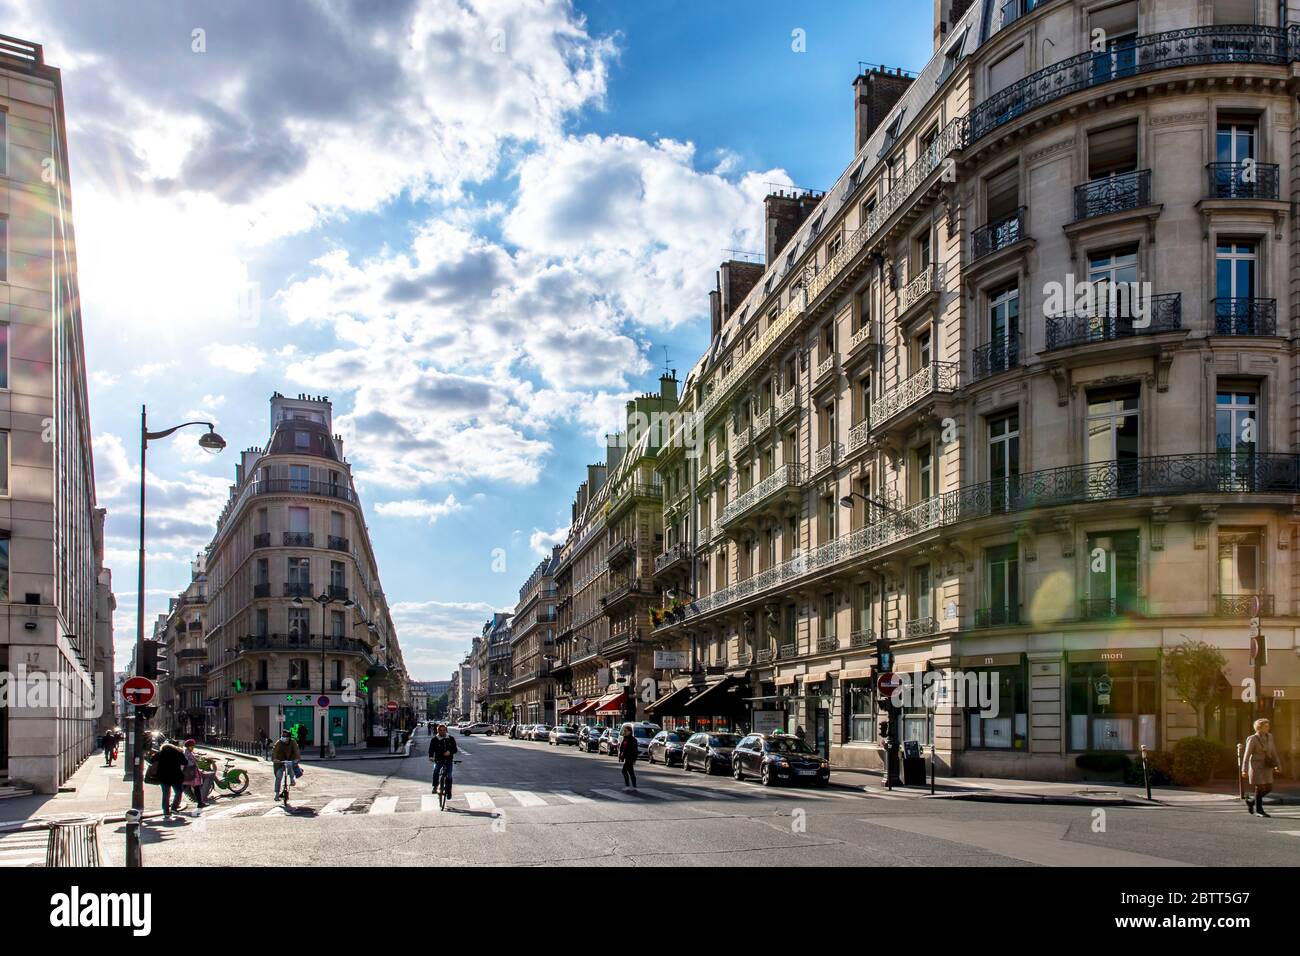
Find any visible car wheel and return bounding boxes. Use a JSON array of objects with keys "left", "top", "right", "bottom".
[
  {"left": 761, "top": 765, "right": 774, "bottom": 787},
  {"left": 733, "top": 759, "right": 744, "bottom": 781}
]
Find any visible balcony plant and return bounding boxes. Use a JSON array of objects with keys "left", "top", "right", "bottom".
[{"left": 649, "top": 606, "right": 667, "bottom": 627}]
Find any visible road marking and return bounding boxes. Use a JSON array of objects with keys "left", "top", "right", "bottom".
[
  {"left": 319, "top": 798, "right": 354, "bottom": 815},
  {"left": 551, "top": 790, "right": 593, "bottom": 804},
  {"left": 421, "top": 794, "right": 441, "bottom": 813},
  {"left": 1270, "top": 830, "right": 1300, "bottom": 836},
  {"left": 368, "top": 796, "right": 399, "bottom": 815},
  {"left": 592, "top": 788, "right": 639, "bottom": 802},
  {"left": 633, "top": 788, "right": 683, "bottom": 802},
  {"left": 464, "top": 791, "right": 496, "bottom": 810},
  {"left": 508, "top": 790, "right": 547, "bottom": 807},
  {"left": 205, "top": 802, "right": 270, "bottom": 820},
  {"left": 674, "top": 787, "right": 736, "bottom": 800},
  {"left": 261, "top": 805, "right": 291, "bottom": 817}
]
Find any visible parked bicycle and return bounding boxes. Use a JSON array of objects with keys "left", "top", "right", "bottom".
[{"left": 197, "top": 755, "right": 250, "bottom": 795}]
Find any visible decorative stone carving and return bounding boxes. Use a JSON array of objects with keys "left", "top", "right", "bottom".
[
  {"left": 1053, "top": 515, "right": 1074, "bottom": 557},
  {"left": 1149, "top": 506, "right": 1171, "bottom": 551},
  {"left": 1049, "top": 365, "right": 1070, "bottom": 406},
  {"left": 1194, "top": 505, "right": 1218, "bottom": 550}
]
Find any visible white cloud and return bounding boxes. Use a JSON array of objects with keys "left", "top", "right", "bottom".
[
  {"left": 206, "top": 343, "right": 266, "bottom": 373},
  {"left": 373, "top": 495, "right": 465, "bottom": 524},
  {"left": 529, "top": 524, "right": 569, "bottom": 557}
]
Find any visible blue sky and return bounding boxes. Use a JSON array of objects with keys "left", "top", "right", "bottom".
[{"left": 2, "top": 0, "right": 933, "bottom": 679}]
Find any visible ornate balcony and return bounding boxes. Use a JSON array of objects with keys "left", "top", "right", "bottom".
[
  {"left": 327, "top": 535, "right": 349, "bottom": 552},
  {"left": 328, "top": 584, "right": 349, "bottom": 601},
  {"left": 1045, "top": 293, "right": 1181, "bottom": 351},
  {"left": 972, "top": 208, "right": 1026, "bottom": 261},
  {"left": 898, "top": 264, "right": 938, "bottom": 317},
  {"left": 607, "top": 480, "right": 663, "bottom": 521},
  {"left": 752, "top": 407, "right": 773, "bottom": 435},
  {"left": 1214, "top": 594, "right": 1274, "bottom": 617},
  {"left": 970, "top": 26, "right": 1293, "bottom": 142},
  {"left": 253, "top": 532, "right": 271, "bottom": 549},
  {"left": 971, "top": 337, "right": 1019, "bottom": 383},
  {"left": 720, "top": 462, "right": 807, "bottom": 528},
  {"left": 731, "top": 426, "right": 752, "bottom": 458},
  {"left": 974, "top": 605, "right": 1022, "bottom": 628},
  {"left": 1207, "top": 161, "right": 1280, "bottom": 201},
  {"left": 869, "top": 361, "right": 959, "bottom": 432},
  {"left": 849, "top": 629, "right": 874, "bottom": 648},
  {"left": 905, "top": 618, "right": 937, "bottom": 639},
  {"left": 1080, "top": 597, "right": 1147, "bottom": 620},
  {"left": 1073, "top": 169, "right": 1151, "bottom": 222},
  {"left": 284, "top": 581, "right": 313, "bottom": 598},
  {"left": 253, "top": 582, "right": 271, "bottom": 599},
  {"left": 846, "top": 418, "right": 871, "bottom": 455},
  {"left": 815, "top": 352, "right": 838, "bottom": 385},
  {"left": 605, "top": 579, "right": 646, "bottom": 611},
  {"left": 847, "top": 323, "right": 875, "bottom": 356},
  {"left": 607, "top": 535, "right": 636, "bottom": 569},
  {"left": 654, "top": 542, "right": 691, "bottom": 577},
  {"left": 283, "top": 532, "right": 314, "bottom": 547},
  {"left": 779, "top": 643, "right": 797, "bottom": 660},
  {"left": 813, "top": 442, "right": 843, "bottom": 474},
  {"left": 816, "top": 635, "right": 839, "bottom": 653},
  {"left": 1212, "top": 298, "right": 1277, "bottom": 337},
  {"left": 775, "top": 386, "right": 799, "bottom": 422}
]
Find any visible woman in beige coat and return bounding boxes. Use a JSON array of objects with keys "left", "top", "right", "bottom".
[{"left": 1241, "top": 717, "right": 1282, "bottom": 817}]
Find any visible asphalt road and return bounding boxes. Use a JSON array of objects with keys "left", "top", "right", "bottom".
[{"left": 62, "top": 727, "right": 1300, "bottom": 868}]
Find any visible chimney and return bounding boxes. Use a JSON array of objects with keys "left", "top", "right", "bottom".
[
  {"left": 658, "top": 370, "right": 678, "bottom": 404},
  {"left": 763, "top": 191, "right": 822, "bottom": 267},
  {"left": 719, "top": 259, "right": 764, "bottom": 323},
  {"left": 709, "top": 274, "right": 722, "bottom": 339},
  {"left": 854, "top": 66, "right": 914, "bottom": 153}
]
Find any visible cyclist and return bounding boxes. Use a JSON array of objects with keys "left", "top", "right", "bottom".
[
  {"left": 271, "top": 727, "right": 301, "bottom": 806},
  {"left": 428, "top": 722, "right": 458, "bottom": 806}
]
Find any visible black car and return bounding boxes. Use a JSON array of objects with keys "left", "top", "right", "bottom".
[
  {"left": 682, "top": 732, "right": 740, "bottom": 774},
  {"left": 577, "top": 725, "right": 604, "bottom": 753},
  {"left": 646, "top": 730, "right": 690, "bottom": 766},
  {"left": 731, "top": 733, "right": 829, "bottom": 786}
]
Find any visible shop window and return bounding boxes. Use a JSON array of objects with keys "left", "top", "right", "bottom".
[
  {"left": 845, "top": 680, "right": 877, "bottom": 743},
  {"left": 1068, "top": 659, "right": 1158, "bottom": 751},
  {"left": 966, "top": 664, "right": 1028, "bottom": 749}
]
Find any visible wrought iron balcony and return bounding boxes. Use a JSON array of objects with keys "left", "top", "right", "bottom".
[
  {"left": 1207, "top": 161, "right": 1280, "bottom": 200},
  {"left": 813, "top": 442, "right": 843, "bottom": 474},
  {"left": 283, "top": 532, "right": 314, "bottom": 547},
  {"left": 846, "top": 418, "right": 871, "bottom": 455},
  {"left": 779, "top": 643, "right": 798, "bottom": 660},
  {"left": 731, "top": 426, "right": 752, "bottom": 457},
  {"left": 1080, "top": 597, "right": 1147, "bottom": 620},
  {"left": 755, "top": 649, "right": 772, "bottom": 665},
  {"left": 752, "top": 407, "right": 773, "bottom": 435},
  {"left": 327, "top": 535, "right": 349, "bottom": 552},
  {"left": 253, "top": 582, "right": 271, "bottom": 599},
  {"left": 607, "top": 535, "right": 635, "bottom": 568},
  {"left": 775, "top": 387, "right": 799, "bottom": 421},
  {"left": 850, "top": 629, "right": 875, "bottom": 648},
  {"left": 238, "top": 633, "right": 377, "bottom": 659},
  {"left": 607, "top": 480, "right": 663, "bottom": 520},
  {"left": 720, "top": 462, "right": 807, "bottom": 526},
  {"left": 972, "top": 208, "right": 1026, "bottom": 261},
  {"left": 285, "top": 582, "right": 314, "bottom": 598},
  {"left": 971, "top": 337, "right": 1019, "bottom": 382},
  {"left": 815, "top": 352, "right": 838, "bottom": 384},
  {"left": 816, "top": 635, "right": 839, "bottom": 653},
  {"left": 1045, "top": 293, "right": 1181, "bottom": 351},
  {"left": 604, "top": 578, "right": 646, "bottom": 610},
  {"left": 1214, "top": 593, "right": 1274, "bottom": 617},
  {"left": 898, "top": 264, "right": 937, "bottom": 314},
  {"left": 1073, "top": 169, "right": 1151, "bottom": 221},
  {"left": 654, "top": 542, "right": 690, "bottom": 576},
  {"left": 328, "top": 584, "right": 349, "bottom": 601},
  {"left": 175, "top": 647, "right": 206, "bottom": 660},
  {"left": 869, "top": 362, "right": 959, "bottom": 430},
  {"left": 974, "top": 605, "right": 1022, "bottom": 628},
  {"left": 1213, "top": 298, "right": 1277, "bottom": 337},
  {"left": 905, "top": 618, "right": 937, "bottom": 639},
  {"left": 253, "top": 532, "right": 271, "bottom": 549},
  {"left": 248, "top": 478, "right": 355, "bottom": 502},
  {"left": 971, "top": 26, "right": 1292, "bottom": 142},
  {"left": 847, "top": 323, "right": 875, "bottom": 355}
]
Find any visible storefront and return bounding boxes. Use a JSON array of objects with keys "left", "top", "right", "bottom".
[
  {"left": 645, "top": 684, "right": 696, "bottom": 731},
  {"left": 1216, "top": 648, "right": 1300, "bottom": 775},
  {"left": 1066, "top": 649, "right": 1160, "bottom": 753},
  {"left": 958, "top": 653, "right": 1028, "bottom": 752},
  {"left": 680, "top": 676, "right": 751, "bottom": 734}
]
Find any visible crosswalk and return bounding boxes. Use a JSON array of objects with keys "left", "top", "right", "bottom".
[
  {"left": 0, "top": 828, "right": 48, "bottom": 867},
  {"left": 177, "top": 781, "right": 904, "bottom": 821}
]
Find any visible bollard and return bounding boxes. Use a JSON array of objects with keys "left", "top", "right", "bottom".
[
  {"left": 1237, "top": 742, "right": 1244, "bottom": 800},
  {"left": 929, "top": 744, "right": 936, "bottom": 795},
  {"left": 46, "top": 816, "right": 102, "bottom": 867}
]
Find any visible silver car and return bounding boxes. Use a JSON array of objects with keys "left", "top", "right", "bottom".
[
  {"left": 529, "top": 724, "right": 551, "bottom": 741},
  {"left": 548, "top": 724, "right": 580, "bottom": 746}
]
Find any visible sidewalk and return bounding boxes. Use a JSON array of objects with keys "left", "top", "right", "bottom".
[{"left": 827, "top": 766, "right": 1299, "bottom": 806}]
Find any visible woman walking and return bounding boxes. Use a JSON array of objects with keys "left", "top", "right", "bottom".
[
  {"left": 181, "top": 739, "right": 208, "bottom": 809},
  {"left": 149, "top": 740, "right": 188, "bottom": 820},
  {"left": 617, "top": 725, "right": 638, "bottom": 790},
  {"left": 1242, "top": 717, "right": 1283, "bottom": 817}
]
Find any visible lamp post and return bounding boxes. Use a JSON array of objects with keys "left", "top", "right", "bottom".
[
  {"left": 128, "top": 407, "right": 225, "bottom": 869},
  {"left": 293, "top": 591, "right": 355, "bottom": 758},
  {"left": 838, "top": 490, "right": 906, "bottom": 520}
]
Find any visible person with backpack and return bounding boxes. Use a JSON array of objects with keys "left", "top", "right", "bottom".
[{"left": 428, "top": 723, "right": 458, "bottom": 805}]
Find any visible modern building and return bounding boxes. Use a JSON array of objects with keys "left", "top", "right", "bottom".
[
  {"left": 511, "top": 548, "right": 560, "bottom": 724},
  {"left": 644, "top": 0, "right": 1300, "bottom": 780},
  {"left": 0, "top": 36, "right": 114, "bottom": 793},
  {"left": 201, "top": 393, "right": 409, "bottom": 746}
]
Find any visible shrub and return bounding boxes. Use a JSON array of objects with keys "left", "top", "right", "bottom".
[
  {"left": 1125, "top": 749, "right": 1174, "bottom": 786},
  {"left": 1076, "top": 752, "right": 1132, "bottom": 775},
  {"left": 1170, "top": 736, "right": 1234, "bottom": 786}
]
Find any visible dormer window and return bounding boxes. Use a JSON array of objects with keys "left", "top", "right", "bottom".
[{"left": 294, "top": 431, "right": 310, "bottom": 450}]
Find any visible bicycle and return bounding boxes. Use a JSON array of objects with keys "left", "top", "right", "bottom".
[
  {"left": 197, "top": 755, "right": 250, "bottom": 795},
  {"left": 433, "top": 759, "right": 460, "bottom": 811},
  {"left": 276, "top": 760, "right": 297, "bottom": 805}
]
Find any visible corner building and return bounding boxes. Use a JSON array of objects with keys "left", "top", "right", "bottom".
[{"left": 649, "top": 0, "right": 1300, "bottom": 780}]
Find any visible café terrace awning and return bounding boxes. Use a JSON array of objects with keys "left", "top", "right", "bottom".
[
  {"left": 645, "top": 684, "right": 696, "bottom": 717},
  {"left": 681, "top": 676, "right": 750, "bottom": 716},
  {"left": 558, "top": 699, "right": 588, "bottom": 716},
  {"left": 594, "top": 690, "right": 628, "bottom": 713}
]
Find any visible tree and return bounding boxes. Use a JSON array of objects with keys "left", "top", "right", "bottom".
[{"left": 1164, "top": 640, "right": 1227, "bottom": 736}]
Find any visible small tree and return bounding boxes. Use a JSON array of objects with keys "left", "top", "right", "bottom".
[{"left": 1163, "top": 640, "right": 1227, "bottom": 736}]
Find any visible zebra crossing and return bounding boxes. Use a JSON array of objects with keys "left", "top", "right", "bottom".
[
  {"left": 188, "top": 781, "right": 899, "bottom": 821},
  {"left": 0, "top": 828, "right": 49, "bottom": 868}
]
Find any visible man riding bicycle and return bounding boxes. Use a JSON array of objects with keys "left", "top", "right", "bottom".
[
  {"left": 271, "top": 727, "right": 301, "bottom": 806},
  {"left": 428, "top": 723, "right": 458, "bottom": 803}
]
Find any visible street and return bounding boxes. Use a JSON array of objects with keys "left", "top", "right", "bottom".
[{"left": 47, "top": 728, "right": 1297, "bottom": 868}]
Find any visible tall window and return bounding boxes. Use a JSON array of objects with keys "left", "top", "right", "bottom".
[
  {"left": 1088, "top": 4, "right": 1137, "bottom": 84},
  {"left": 331, "top": 609, "right": 345, "bottom": 638},
  {"left": 1086, "top": 387, "right": 1140, "bottom": 495},
  {"left": 1216, "top": 387, "right": 1257, "bottom": 488},
  {"left": 330, "top": 560, "right": 345, "bottom": 588},
  {"left": 911, "top": 565, "right": 932, "bottom": 626},
  {"left": 288, "top": 556, "right": 311, "bottom": 586},
  {"left": 914, "top": 328, "right": 932, "bottom": 372},
  {"left": 1218, "top": 529, "right": 1261, "bottom": 597},
  {"left": 255, "top": 608, "right": 268, "bottom": 637},
  {"left": 987, "top": 284, "right": 1019, "bottom": 372},
  {"left": 820, "top": 593, "right": 835, "bottom": 644},
  {"left": 0, "top": 430, "right": 9, "bottom": 496},
  {"left": 330, "top": 511, "right": 345, "bottom": 539},
  {"left": 289, "top": 659, "right": 310, "bottom": 689},
  {"left": 288, "top": 506, "right": 310, "bottom": 533},
  {"left": 984, "top": 543, "right": 1020, "bottom": 626},
  {"left": 1215, "top": 241, "right": 1258, "bottom": 333},
  {"left": 0, "top": 323, "right": 8, "bottom": 389},
  {"left": 289, "top": 464, "right": 310, "bottom": 492},
  {"left": 256, "top": 508, "right": 269, "bottom": 534},
  {"left": 0, "top": 531, "right": 8, "bottom": 602},
  {"left": 988, "top": 411, "right": 1020, "bottom": 510},
  {"left": 855, "top": 582, "right": 873, "bottom": 637},
  {"left": 255, "top": 558, "right": 269, "bottom": 586},
  {"left": 1069, "top": 660, "right": 1158, "bottom": 752},
  {"left": 288, "top": 608, "right": 310, "bottom": 640},
  {"left": 1088, "top": 246, "right": 1139, "bottom": 324},
  {"left": 916, "top": 445, "right": 933, "bottom": 501},
  {"left": 1085, "top": 530, "right": 1140, "bottom": 617},
  {"left": 294, "top": 430, "right": 310, "bottom": 450},
  {"left": 846, "top": 681, "right": 877, "bottom": 743},
  {"left": 1217, "top": 118, "right": 1256, "bottom": 165}
]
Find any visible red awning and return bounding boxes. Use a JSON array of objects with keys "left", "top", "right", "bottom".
[
  {"left": 573, "top": 697, "right": 601, "bottom": 715},
  {"left": 559, "top": 699, "right": 587, "bottom": 716},
  {"left": 595, "top": 690, "right": 628, "bottom": 713}
]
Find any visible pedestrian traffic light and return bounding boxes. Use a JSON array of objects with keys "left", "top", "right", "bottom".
[
  {"left": 139, "top": 639, "right": 161, "bottom": 681},
  {"left": 874, "top": 637, "right": 893, "bottom": 672},
  {"left": 1251, "top": 633, "right": 1268, "bottom": 666}
]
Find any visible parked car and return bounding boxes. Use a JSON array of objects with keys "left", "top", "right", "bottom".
[
  {"left": 529, "top": 724, "right": 552, "bottom": 741},
  {"left": 731, "top": 733, "right": 829, "bottom": 786},
  {"left": 647, "top": 730, "right": 690, "bottom": 766},
  {"left": 682, "top": 732, "right": 740, "bottom": 774},
  {"left": 619, "top": 722, "right": 661, "bottom": 759},
  {"left": 549, "top": 724, "right": 579, "bottom": 746},
  {"left": 597, "top": 728, "right": 620, "bottom": 756},
  {"left": 461, "top": 722, "right": 491, "bottom": 736},
  {"left": 577, "top": 725, "right": 604, "bottom": 752}
]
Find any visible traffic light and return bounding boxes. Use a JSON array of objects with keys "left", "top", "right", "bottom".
[
  {"left": 1251, "top": 633, "right": 1268, "bottom": 667},
  {"left": 232, "top": 678, "right": 245, "bottom": 693},
  {"left": 139, "top": 640, "right": 161, "bottom": 681},
  {"left": 874, "top": 637, "right": 893, "bottom": 672}
]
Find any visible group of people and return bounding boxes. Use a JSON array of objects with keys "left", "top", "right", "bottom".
[{"left": 146, "top": 738, "right": 215, "bottom": 820}]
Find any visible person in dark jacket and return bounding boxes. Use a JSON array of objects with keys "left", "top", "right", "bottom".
[
  {"left": 150, "top": 741, "right": 188, "bottom": 819},
  {"left": 617, "top": 725, "right": 638, "bottom": 790},
  {"left": 428, "top": 724, "right": 458, "bottom": 803},
  {"left": 101, "top": 729, "right": 120, "bottom": 767}
]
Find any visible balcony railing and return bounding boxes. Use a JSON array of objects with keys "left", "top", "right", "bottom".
[
  {"left": 283, "top": 532, "right": 314, "bottom": 547},
  {"left": 905, "top": 618, "right": 937, "bottom": 639},
  {"left": 869, "top": 362, "right": 959, "bottom": 429},
  {"left": 848, "top": 323, "right": 874, "bottom": 354},
  {"left": 1073, "top": 169, "right": 1151, "bottom": 221},
  {"left": 1214, "top": 594, "right": 1274, "bottom": 617},
  {"left": 816, "top": 635, "right": 839, "bottom": 653},
  {"left": 813, "top": 442, "right": 843, "bottom": 473},
  {"left": 775, "top": 387, "right": 798, "bottom": 420},
  {"left": 779, "top": 643, "right": 797, "bottom": 660},
  {"left": 1045, "top": 293, "right": 1182, "bottom": 350},
  {"left": 653, "top": 452, "right": 1300, "bottom": 632},
  {"left": 731, "top": 426, "right": 752, "bottom": 457},
  {"left": 974, "top": 605, "right": 1022, "bottom": 628},
  {"left": 898, "top": 264, "right": 937, "bottom": 313},
  {"left": 327, "top": 535, "right": 349, "bottom": 552},
  {"left": 1207, "top": 161, "right": 1280, "bottom": 200},
  {"left": 972, "top": 208, "right": 1026, "bottom": 260},
  {"left": 328, "top": 584, "right": 349, "bottom": 601},
  {"left": 1213, "top": 298, "right": 1277, "bottom": 336},
  {"left": 253, "top": 532, "right": 270, "bottom": 549},
  {"left": 1080, "top": 597, "right": 1147, "bottom": 620},
  {"left": 752, "top": 407, "right": 773, "bottom": 434},
  {"left": 253, "top": 582, "right": 271, "bottom": 599},
  {"left": 815, "top": 352, "right": 838, "bottom": 384},
  {"left": 849, "top": 629, "right": 874, "bottom": 648},
  {"left": 285, "top": 582, "right": 314, "bottom": 598},
  {"left": 971, "top": 337, "right": 1019, "bottom": 382},
  {"left": 654, "top": 542, "right": 691, "bottom": 574},
  {"left": 847, "top": 418, "right": 871, "bottom": 454},
  {"left": 971, "top": 26, "right": 1293, "bottom": 142},
  {"left": 720, "top": 462, "right": 807, "bottom": 525},
  {"left": 238, "top": 633, "right": 378, "bottom": 661}
]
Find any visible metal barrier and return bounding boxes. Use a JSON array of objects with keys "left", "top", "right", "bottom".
[{"left": 45, "top": 816, "right": 102, "bottom": 867}]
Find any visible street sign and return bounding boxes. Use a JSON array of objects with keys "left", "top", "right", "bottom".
[
  {"left": 122, "top": 676, "right": 158, "bottom": 707},
  {"left": 386, "top": 701, "right": 398, "bottom": 712},
  {"left": 876, "top": 671, "right": 902, "bottom": 696},
  {"left": 654, "top": 650, "right": 689, "bottom": 669},
  {"left": 317, "top": 695, "right": 330, "bottom": 708}
]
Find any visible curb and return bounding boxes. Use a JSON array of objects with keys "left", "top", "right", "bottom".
[{"left": 923, "top": 791, "right": 1156, "bottom": 807}]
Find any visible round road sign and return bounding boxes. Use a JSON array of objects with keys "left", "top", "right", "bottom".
[
  {"left": 876, "top": 671, "right": 902, "bottom": 696},
  {"left": 317, "top": 695, "right": 330, "bottom": 708},
  {"left": 122, "top": 676, "right": 158, "bottom": 707},
  {"left": 386, "top": 701, "right": 398, "bottom": 712}
]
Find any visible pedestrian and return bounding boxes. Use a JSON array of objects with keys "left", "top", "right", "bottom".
[
  {"left": 272, "top": 727, "right": 301, "bottom": 806},
  {"left": 617, "top": 725, "right": 638, "bottom": 790},
  {"left": 1242, "top": 717, "right": 1283, "bottom": 817},
  {"left": 101, "top": 728, "right": 119, "bottom": 767},
  {"left": 181, "top": 739, "right": 207, "bottom": 809},
  {"left": 148, "top": 740, "right": 187, "bottom": 820},
  {"left": 795, "top": 725, "right": 806, "bottom": 741}
]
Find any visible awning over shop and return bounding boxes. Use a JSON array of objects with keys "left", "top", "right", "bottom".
[
  {"left": 775, "top": 674, "right": 796, "bottom": 687},
  {"left": 682, "top": 676, "right": 751, "bottom": 716},
  {"left": 558, "top": 699, "right": 588, "bottom": 716},
  {"left": 1221, "top": 648, "right": 1300, "bottom": 701},
  {"left": 572, "top": 697, "right": 601, "bottom": 715},
  {"left": 595, "top": 690, "right": 628, "bottom": 713},
  {"left": 645, "top": 684, "right": 696, "bottom": 717}
]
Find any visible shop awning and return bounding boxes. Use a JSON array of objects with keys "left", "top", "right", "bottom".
[
  {"left": 572, "top": 697, "right": 601, "bottom": 715},
  {"left": 559, "top": 699, "right": 588, "bottom": 716},
  {"left": 595, "top": 690, "right": 628, "bottom": 713},
  {"left": 682, "top": 676, "right": 751, "bottom": 716},
  {"left": 645, "top": 684, "right": 696, "bottom": 717},
  {"left": 1221, "top": 648, "right": 1300, "bottom": 701}
]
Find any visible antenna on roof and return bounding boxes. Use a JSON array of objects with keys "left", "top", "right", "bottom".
[{"left": 662, "top": 346, "right": 672, "bottom": 378}]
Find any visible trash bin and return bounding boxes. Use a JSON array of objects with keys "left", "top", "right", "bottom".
[
  {"left": 46, "top": 816, "right": 102, "bottom": 867},
  {"left": 902, "top": 756, "right": 927, "bottom": 786}
]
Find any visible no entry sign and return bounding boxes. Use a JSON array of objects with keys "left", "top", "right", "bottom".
[
  {"left": 386, "top": 701, "right": 398, "bottom": 712},
  {"left": 876, "top": 672, "right": 902, "bottom": 696},
  {"left": 122, "top": 676, "right": 158, "bottom": 707}
]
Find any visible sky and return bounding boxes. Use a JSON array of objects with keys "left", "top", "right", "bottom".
[{"left": 1, "top": 0, "right": 934, "bottom": 681}]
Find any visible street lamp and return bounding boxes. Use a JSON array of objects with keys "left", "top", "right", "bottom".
[
  {"left": 838, "top": 490, "right": 906, "bottom": 517},
  {"left": 128, "top": 407, "right": 225, "bottom": 869},
  {"left": 293, "top": 591, "right": 355, "bottom": 758}
]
